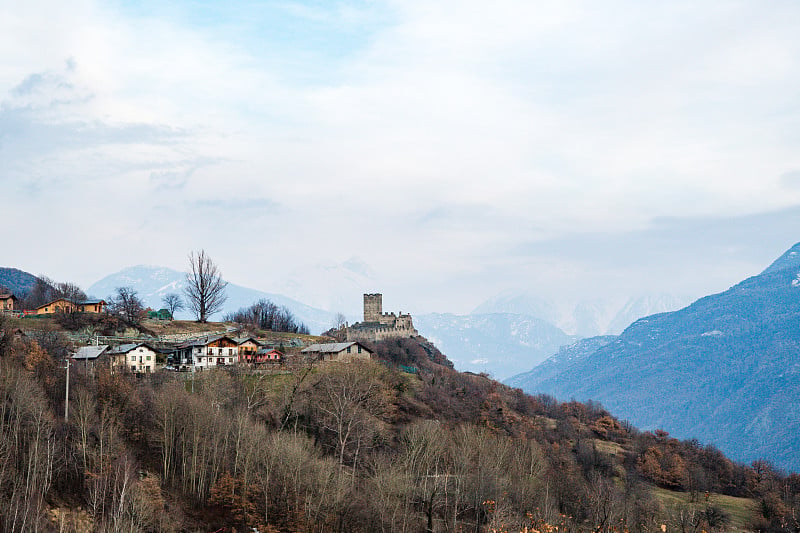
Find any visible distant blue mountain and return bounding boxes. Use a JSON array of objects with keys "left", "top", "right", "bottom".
[
  {"left": 505, "top": 335, "right": 617, "bottom": 389},
  {"left": 415, "top": 312, "right": 576, "bottom": 380},
  {"left": 506, "top": 242, "right": 800, "bottom": 472},
  {"left": 88, "top": 265, "right": 337, "bottom": 334}
]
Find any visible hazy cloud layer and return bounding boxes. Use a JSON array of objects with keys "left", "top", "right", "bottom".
[
  {"left": 782, "top": 171, "right": 800, "bottom": 189},
  {"left": 2, "top": 1, "right": 800, "bottom": 313}
]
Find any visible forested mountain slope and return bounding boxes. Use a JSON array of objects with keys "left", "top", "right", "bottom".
[
  {"left": 0, "top": 266, "right": 38, "bottom": 296},
  {"left": 508, "top": 242, "right": 800, "bottom": 471}
]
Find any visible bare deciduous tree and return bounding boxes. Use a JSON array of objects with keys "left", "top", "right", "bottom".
[
  {"left": 55, "top": 282, "right": 87, "bottom": 306},
  {"left": 330, "top": 313, "right": 348, "bottom": 341},
  {"left": 184, "top": 249, "right": 228, "bottom": 323},
  {"left": 109, "top": 286, "right": 145, "bottom": 326},
  {"left": 21, "top": 276, "right": 57, "bottom": 309},
  {"left": 161, "top": 293, "right": 184, "bottom": 320},
  {"left": 309, "top": 363, "right": 389, "bottom": 472},
  {"left": 224, "top": 299, "right": 309, "bottom": 334}
]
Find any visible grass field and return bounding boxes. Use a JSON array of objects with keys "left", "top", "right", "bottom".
[
  {"left": 142, "top": 319, "right": 328, "bottom": 343},
  {"left": 652, "top": 487, "right": 757, "bottom": 532}
]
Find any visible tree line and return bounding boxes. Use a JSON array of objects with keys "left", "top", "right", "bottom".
[{"left": 224, "top": 299, "right": 310, "bottom": 335}]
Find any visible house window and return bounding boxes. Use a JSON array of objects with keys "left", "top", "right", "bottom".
[
  {"left": 146, "top": 356, "right": 151, "bottom": 361},
  {"left": 347, "top": 346, "right": 351, "bottom": 353},
  {"left": 130, "top": 355, "right": 136, "bottom": 361},
  {"left": 358, "top": 346, "right": 362, "bottom": 353},
  {"left": 131, "top": 366, "right": 136, "bottom": 372}
]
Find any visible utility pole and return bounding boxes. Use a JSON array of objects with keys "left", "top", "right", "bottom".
[{"left": 64, "top": 358, "right": 70, "bottom": 422}]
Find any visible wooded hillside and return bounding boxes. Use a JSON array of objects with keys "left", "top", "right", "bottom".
[{"left": 1, "top": 319, "right": 798, "bottom": 532}]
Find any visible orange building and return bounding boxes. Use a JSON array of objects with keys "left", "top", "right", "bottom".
[{"left": 35, "top": 298, "right": 107, "bottom": 315}]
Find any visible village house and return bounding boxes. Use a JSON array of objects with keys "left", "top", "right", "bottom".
[
  {"left": 0, "top": 292, "right": 17, "bottom": 312},
  {"left": 35, "top": 298, "right": 73, "bottom": 315},
  {"left": 71, "top": 345, "right": 111, "bottom": 369},
  {"left": 108, "top": 343, "right": 161, "bottom": 374},
  {"left": 172, "top": 335, "right": 238, "bottom": 371},
  {"left": 146, "top": 308, "right": 172, "bottom": 320},
  {"left": 242, "top": 347, "right": 284, "bottom": 365},
  {"left": 34, "top": 298, "right": 107, "bottom": 315},
  {"left": 78, "top": 299, "right": 107, "bottom": 313},
  {"left": 235, "top": 337, "right": 262, "bottom": 358},
  {"left": 301, "top": 341, "right": 373, "bottom": 362}
]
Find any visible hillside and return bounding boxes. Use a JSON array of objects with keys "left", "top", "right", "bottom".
[
  {"left": 507, "top": 242, "right": 800, "bottom": 471},
  {"left": 0, "top": 266, "right": 38, "bottom": 296},
  {"left": 4, "top": 313, "right": 800, "bottom": 531},
  {"left": 2, "top": 320, "right": 799, "bottom": 532}
]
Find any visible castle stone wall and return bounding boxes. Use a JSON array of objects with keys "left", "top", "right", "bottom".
[
  {"left": 346, "top": 293, "right": 418, "bottom": 342},
  {"left": 364, "top": 293, "right": 382, "bottom": 323}
]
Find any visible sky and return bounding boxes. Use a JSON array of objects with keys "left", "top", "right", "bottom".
[{"left": 2, "top": 0, "right": 800, "bottom": 314}]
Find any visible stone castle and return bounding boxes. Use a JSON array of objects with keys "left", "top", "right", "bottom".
[{"left": 346, "top": 293, "right": 419, "bottom": 342}]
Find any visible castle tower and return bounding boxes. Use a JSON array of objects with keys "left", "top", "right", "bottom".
[{"left": 363, "top": 293, "right": 382, "bottom": 323}]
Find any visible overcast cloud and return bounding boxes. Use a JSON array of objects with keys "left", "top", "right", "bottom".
[{"left": 1, "top": 0, "right": 799, "bottom": 313}]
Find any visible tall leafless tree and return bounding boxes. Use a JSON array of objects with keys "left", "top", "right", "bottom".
[
  {"left": 109, "top": 286, "right": 145, "bottom": 325},
  {"left": 184, "top": 249, "right": 228, "bottom": 323},
  {"left": 55, "top": 282, "right": 87, "bottom": 306},
  {"left": 21, "top": 276, "right": 57, "bottom": 309},
  {"left": 161, "top": 293, "right": 184, "bottom": 320}
]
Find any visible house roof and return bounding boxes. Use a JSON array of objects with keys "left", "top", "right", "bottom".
[
  {"left": 72, "top": 345, "right": 110, "bottom": 360},
  {"left": 36, "top": 298, "right": 71, "bottom": 310},
  {"left": 256, "top": 347, "right": 284, "bottom": 355},
  {"left": 107, "top": 342, "right": 161, "bottom": 355},
  {"left": 301, "top": 342, "right": 371, "bottom": 354},
  {"left": 35, "top": 297, "right": 106, "bottom": 310},
  {"left": 175, "top": 334, "right": 236, "bottom": 348},
  {"left": 234, "top": 337, "right": 263, "bottom": 346},
  {"left": 0, "top": 293, "right": 16, "bottom": 300}
]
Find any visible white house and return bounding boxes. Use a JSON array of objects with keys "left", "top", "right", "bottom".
[
  {"left": 172, "top": 335, "right": 239, "bottom": 371},
  {"left": 107, "top": 343, "right": 162, "bottom": 374}
]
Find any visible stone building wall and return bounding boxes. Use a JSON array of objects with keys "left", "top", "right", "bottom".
[
  {"left": 364, "top": 293, "right": 383, "bottom": 323},
  {"left": 346, "top": 293, "right": 419, "bottom": 342}
]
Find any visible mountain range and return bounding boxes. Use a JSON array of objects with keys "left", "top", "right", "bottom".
[
  {"left": 474, "top": 290, "right": 690, "bottom": 337},
  {"left": 88, "top": 265, "right": 338, "bottom": 334},
  {"left": 506, "top": 242, "right": 800, "bottom": 471},
  {"left": 413, "top": 312, "right": 576, "bottom": 380},
  {"left": 505, "top": 335, "right": 617, "bottom": 388}
]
